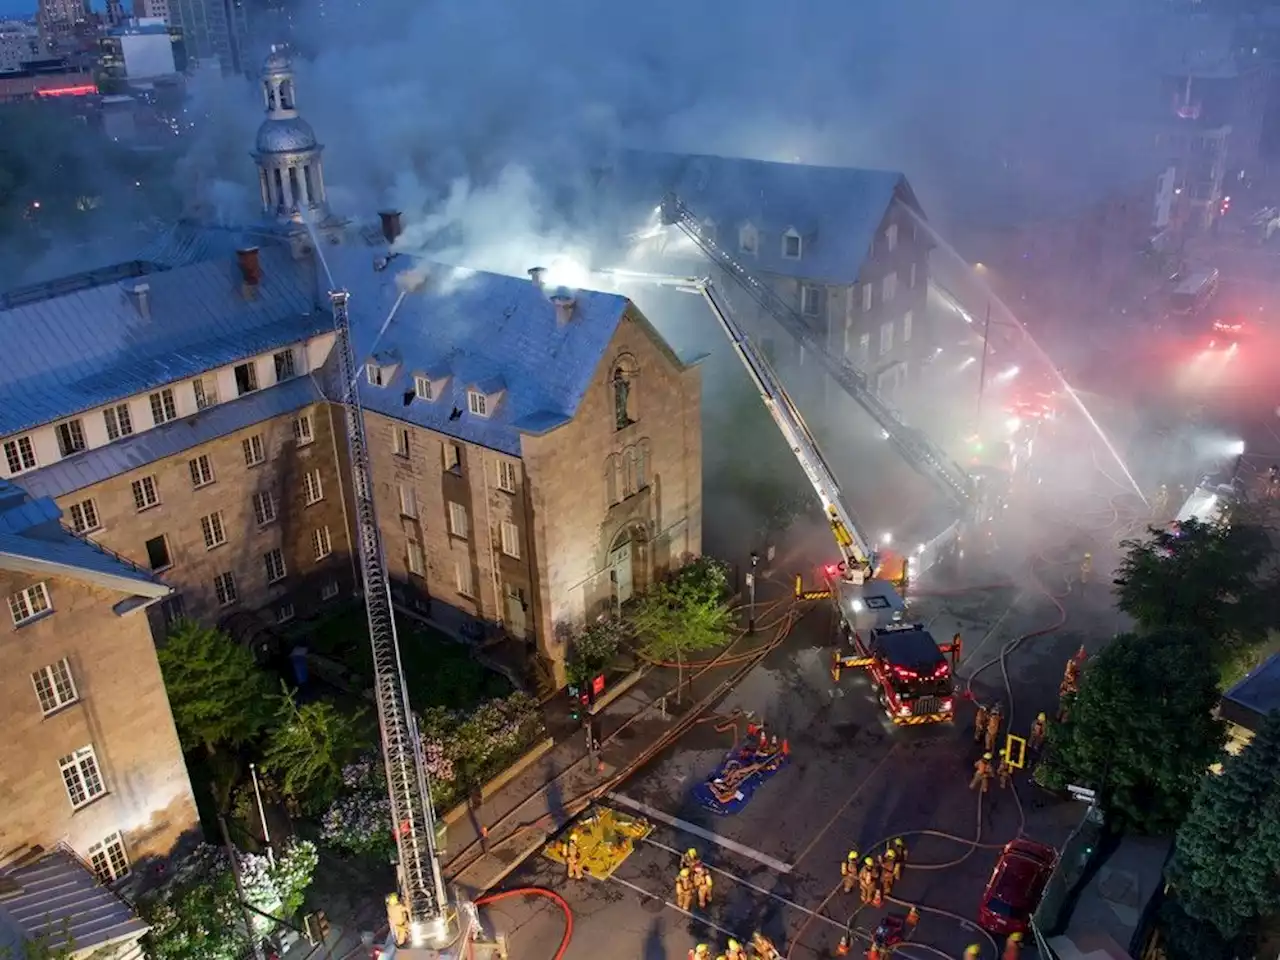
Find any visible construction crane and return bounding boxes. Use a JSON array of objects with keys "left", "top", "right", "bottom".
[
  {"left": 327, "top": 289, "right": 489, "bottom": 957},
  {"left": 657, "top": 193, "right": 976, "bottom": 512}
]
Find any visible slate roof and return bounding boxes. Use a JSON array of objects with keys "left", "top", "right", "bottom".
[
  {"left": 17, "top": 376, "right": 323, "bottom": 501},
  {"left": 326, "top": 246, "right": 633, "bottom": 456},
  {"left": 0, "top": 245, "right": 322, "bottom": 436},
  {"left": 0, "top": 479, "right": 169, "bottom": 597},
  {"left": 0, "top": 848, "right": 147, "bottom": 957},
  {"left": 600, "top": 149, "right": 919, "bottom": 285}
]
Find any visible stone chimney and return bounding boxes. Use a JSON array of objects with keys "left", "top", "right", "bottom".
[
  {"left": 528, "top": 266, "right": 547, "bottom": 290},
  {"left": 128, "top": 282, "right": 150, "bottom": 319},
  {"left": 236, "top": 247, "right": 263, "bottom": 286},
  {"left": 551, "top": 292, "right": 576, "bottom": 325},
  {"left": 379, "top": 210, "right": 403, "bottom": 244}
]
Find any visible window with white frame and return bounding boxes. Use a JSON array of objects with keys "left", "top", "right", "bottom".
[
  {"left": 406, "top": 531, "right": 424, "bottom": 576},
  {"left": 861, "top": 283, "right": 873, "bottom": 312},
  {"left": 903, "top": 310, "right": 913, "bottom": 342},
  {"left": 366, "top": 363, "right": 386, "bottom": 386},
  {"left": 59, "top": 746, "right": 105, "bottom": 809},
  {"left": 321, "top": 580, "right": 340, "bottom": 601},
  {"left": 149, "top": 388, "right": 177, "bottom": 425},
  {"left": 500, "top": 521, "right": 520, "bottom": 559},
  {"left": 880, "top": 320, "right": 895, "bottom": 355},
  {"left": 293, "top": 413, "right": 314, "bottom": 446},
  {"left": 303, "top": 469, "right": 324, "bottom": 505},
  {"left": 103, "top": 403, "right": 133, "bottom": 440},
  {"left": 455, "top": 560, "right": 474, "bottom": 597},
  {"left": 443, "top": 442, "right": 461, "bottom": 473},
  {"left": 497, "top": 460, "right": 517, "bottom": 493},
  {"left": 882, "top": 272, "right": 897, "bottom": 303},
  {"left": 467, "top": 390, "right": 488, "bottom": 417},
  {"left": 200, "top": 511, "right": 227, "bottom": 549},
  {"left": 739, "top": 224, "right": 758, "bottom": 255},
  {"left": 909, "top": 262, "right": 917, "bottom": 289},
  {"left": 801, "top": 285, "right": 821, "bottom": 317},
  {"left": 4, "top": 436, "right": 37, "bottom": 475},
  {"left": 55, "top": 418, "right": 86, "bottom": 457},
  {"left": 32, "top": 658, "right": 77, "bottom": 714},
  {"left": 886, "top": 223, "right": 898, "bottom": 252},
  {"left": 264, "top": 548, "right": 286, "bottom": 584},
  {"left": 234, "top": 362, "right": 259, "bottom": 396},
  {"left": 9, "top": 581, "right": 51, "bottom": 625},
  {"left": 399, "top": 485, "right": 418, "bottom": 518},
  {"left": 243, "top": 435, "right": 266, "bottom": 466},
  {"left": 131, "top": 475, "right": 160, "bottom": 511},
  {"left": 276, "top": 603, "right": 296, "bottom": 624},
  {"left": 782, "top": 229, "right": 802, "bottom": 259},
  {"left": 273, "top": 349, "right": 297, "bottom": 381},
  {"left": 859, "top": 332, "right": 871, "bottom": 366},
  {"left": 193, "top": 377, "right": 218, "bottom": 410},
  {"left": 188, "top": 454, "right": 215, "bottom": 488},
  {"left": 87, "top": 832, "right": 130, "bottom": 884},
  {"left": 312, "top": 526, "right": 333, "bottom": 560},
  {"left": 253, "top": 491, "right": 277, "bottom": 526},
  {"left": 393, "top": 428, "right": 410, "bottom": 458},
  {"left": 214, "top": 571, "right": 237, "bottom": 606},
  {"left": 68, "top": 498, "right": 101, "bottom": 534},
  {"left": 414, "top": 375, "right": 433, "bottom": 400},
  {"left": 448, "top": 501, "right": 468, "bottom": 538}
]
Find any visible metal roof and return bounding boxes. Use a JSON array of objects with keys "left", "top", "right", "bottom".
[
  {"left": 0, "top": 479, "right": 169, "bottom": 597},
  {"left": 327, "top": 247, "right": 632, "bottom": 456},
  {"left": 867, "top": 623, "right": 946, "bottom": 669},
  {"left": 0, "top": 849, "right": 147, "bottom": 957},
  {"left": 17, "top": 376, "right": 323, "bottom": 501},
  {"left": 0, "top": 245, "right": 322, "bottom": 436},
  {"left": 1221, "top": 651, "right": 1280, "bottom": 731},
  {"left": 601, "top": 149, "right": 917, "bottom": 285}
]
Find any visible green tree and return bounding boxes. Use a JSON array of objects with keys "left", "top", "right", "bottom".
[
  {"left": 1167, "top": 711, "right": 1280, "bottom": 938},
  {"left": 261, "top": 686, "right": 367, "bottom": 810},
  {"left": 140, "top": 846, "right": 248, "bottom": 960},
  {"left": 565, "top": 618, "right": 626, "bottom": 687},
  {"left": 629, "top": 557, "right": 734, "bottom": 698},
  {"left": 1113, "top": 519, "right": 1271, "bottom": 656},
  {"left": 1039, "top": 631, "right": 1224, "bottom": 833},
  {"left": 1156, "top": 896, "right": 1232, "bottom": 960},
  {"left": 157, "top": 620, "right": 276, "bottom": 756}
]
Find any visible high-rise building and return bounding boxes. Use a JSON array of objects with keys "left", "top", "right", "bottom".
[
  {"left": 132, "top": 0, "right": 171, "bottom": 24},
  {"left": 36, "top": 0, "right": 90, "bottom": 45},
  {"left": 166, "top": 0, "right": 246, "bottom": 73}
]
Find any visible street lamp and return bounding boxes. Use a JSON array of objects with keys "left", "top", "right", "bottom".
[{"left": 748, "top": 551, "right": 759, "bottom": 635}]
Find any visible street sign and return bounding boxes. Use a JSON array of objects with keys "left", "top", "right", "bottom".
[
  {"left": 745, "top": 573, "right": 755, "bottom": 588},
  {"left": 1067, "top": 785, "right": 1097, "bottom": 803}
]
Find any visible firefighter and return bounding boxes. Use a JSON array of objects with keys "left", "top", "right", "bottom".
[
  {"left": 997, "top": 751, "right": 1014, "bottom": 789},
  {"left": 1061, "top": 655, "right": 1080, "bottom": 696},
  {"left": 1029, "top": 712, "right": 1047, "bottom": 752},
  {"left": 859, "top": 856, "right": 880, "bottom": 906},
  {"left": 841, "top": 849, "right": 860, "bottom": 893},
  {"left": 1004, "top": 932, "right": 1023, "bottom": 960},
  {"left": 906, "top": 906, "right": 919, "bottom": 933},
  {"left": 725, "top": 939, "right": 746, "bottom": 960},
  {"left": 681, "top": 847, "right": 702, "bottom": 872},
  {"left": 565, "top": 833, "right": 584, "bottom": 881},
  {"left": 689, "top": 945, "right": 710, "bottom": 960},
  {"left": 892, "top": 837, "right": 907, "bottom": 874},
  {"left": 971, "top": 753, "right": 994, "bottom": 792},
  {"left": 695, "top": 864, "right": 714, "bottom": 909},
  {"left": 1079, "top": 552, "right": 1093, "bottom": 583},
  {"left": 386, "top": 893, "right": 410, "bottom": 947},
  {"left": 965, "top": 947, "right": 981, "bottom": 960},
  {"left": 984, "top": 704, "right": 1003, "bottom": 754},
  {"left": 973, "top": 701, "right": 989, "bottom": 743},
  {"left": 750, "top": 931, "right": 779, "bottom": 959},
  {"left": 835, "top": 933, "right": 851, "bottom": 956},
  {"left": 879, "top": 848, "right": 898, "bottom": 897},
  {"left": 675, "top": 868, "right": 695, "bottom": 911}
]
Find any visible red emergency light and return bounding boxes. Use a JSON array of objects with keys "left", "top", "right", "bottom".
[
  {"left": 824, "top": 564, "right": 840, "bottom": 577},
  {"left": 36, "top": 84, "right": 97, "bottom": 97}
]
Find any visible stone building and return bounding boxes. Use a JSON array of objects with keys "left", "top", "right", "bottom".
[{"left": 0, "top": 479, "right": 198, "bottom": 890}]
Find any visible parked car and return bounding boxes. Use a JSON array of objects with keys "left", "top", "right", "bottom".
[{"left": 977, "top": 838, "right": 1058, "bottom": 935}]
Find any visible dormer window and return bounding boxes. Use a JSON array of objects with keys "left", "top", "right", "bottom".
[
  {"left": 366, "top": 363, "right": 385, "bottom": 386},
  {"left": 782, "top": 229, "right": 802, "bottom": 260},
  {"left": 467, "top": 390, "right": 489, "bottom": 417},
  {"left": 414, "top": 375, "right": 433, "bottom": 400},
  {"left": 366, "top": 356, "right": 399, "bottom": 387},
  {"left": 739, "top": 224, "right": 758, "bottom": 256}
]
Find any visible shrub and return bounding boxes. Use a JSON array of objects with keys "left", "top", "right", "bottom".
[{"left": 565, "top": 618, "right": 626, "bottom": 687}]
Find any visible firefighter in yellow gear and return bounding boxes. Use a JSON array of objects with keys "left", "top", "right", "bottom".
[
  {"left": 1029, "top": 712, "right": 1047, "bottom": 751},
  {"left": 892, "top": 837, "right": 907, "bottom": 873},
  {"left": 1079, "top": 552, "right": 1093, "bottom": 583},
  {"left": 689, "top": 945, "right": 711, "bottom": 960},
  {"left": 676, "top": 868, "right": 695, "bottom": 911},
  {"left": 681, "top": 847, "right": 702, "bottom": 872},
  {"left": 984, "top": 704, "right": 1003, "bottom": 754},
  {"left": 695, "top": 865, "right": 714, "bottom": 909},
  {"left": 841, "top": 849, "right": 860, "bottom": 893},
  {"left": 997, "top": 752, "right": 1014, "bottom": 789},
  {"left": 906, "top": 906, "right": 919, "bottom": 932},
  {"left": 858, "top": 856, "right": 881, "bottom": 906},
  {"left": 565, "top": 833, "right": 584, "bottom": 880},
  {"left": 971, "top": 753, "right": 994, "bottom": 792},
  {"left": 965, "top": 947, "right": 981, "bottom": 960},
  {"left": 1003, "top": 932, "right": 1023, "bottom": 960},
  {"left": 973, "top": 702, "right": 989, "bottom": 743},
  {"left": 386, "top": 893, "right": 410, "bottom": 946},
  {"left": 879, "top": 849, "right": 898, "bottom": 897},
  {"left": 725, "top": 939, "right": 746, "bottom": 960},
  {"left": 1061, "top": 656, "right": 1080, "bottom": 697}
]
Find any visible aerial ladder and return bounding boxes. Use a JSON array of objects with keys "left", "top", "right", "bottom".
[
  {"left": 657, "top": 194, "right": 976, "bottom": 512},
  {"left": 327, "top": 289, "right": 501, "bottom": 959}
]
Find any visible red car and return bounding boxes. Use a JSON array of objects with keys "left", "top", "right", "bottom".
[{"left": 977, "top": 838, "right": 1058, "bottom": 935}]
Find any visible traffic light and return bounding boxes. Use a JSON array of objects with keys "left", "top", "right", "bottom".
[{"left": 568, "top": 684, "right": 581, "bottom": 721}]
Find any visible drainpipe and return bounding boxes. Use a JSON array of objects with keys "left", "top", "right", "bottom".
[{"left": 482, "top": 458, "right": 501, "bottom": 624}]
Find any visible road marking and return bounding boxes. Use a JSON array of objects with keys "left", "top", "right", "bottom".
[
  {"left": 642, "top": 836, "right": 846, "bottom": 932},
  {"left": 791, "top": 743, "right": 900, "bottom": 869},
  {"left": 608, "top": 873, "right": 744, "bottom": 941},
  {"left": 607, "top": 792, "right": 794, "bottom": 873}
]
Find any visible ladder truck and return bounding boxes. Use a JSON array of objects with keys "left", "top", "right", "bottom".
[{"left": 326, "top": 289, "right": 500, "bottom": 959}]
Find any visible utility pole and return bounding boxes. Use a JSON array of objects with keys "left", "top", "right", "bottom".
[
  {"left": 249, "top": 763, "right": 274, "bottom": 866},
  {"left": 976, "top": 300, "right": 992, "bottom": 424},
  {"left": 218, "top": 814, "right": 267, "bottom": 960},
  {"left": 747, "top": 551, "right": 759, "bottom": 635}
]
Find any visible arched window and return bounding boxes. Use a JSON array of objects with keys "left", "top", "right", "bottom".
[
  {"left": 636, "top": 439, "right": 651, "bottom": 491},
  {"left": 622, "top": 448, "right": 638, "bottom": 498},
  {"left": 264, "top": 81, "right": 276, "bottom": 111},
  {"left": 279, "top": 79, "right": 294, "bottom": 110},
  {"left": 605, "top": 455, "right": 620, "bottom": 506},
  {"left": 612, "top": 354, "right": 638, "bottom": 431}
]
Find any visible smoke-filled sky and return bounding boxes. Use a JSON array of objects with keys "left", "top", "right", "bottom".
[{"left": 183, "top": 0, "right": 1179, "bottom": 278}]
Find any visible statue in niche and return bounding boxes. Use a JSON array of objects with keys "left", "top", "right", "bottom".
[{"left": 613, "top": 366, "right": 635, "bottom": 430}]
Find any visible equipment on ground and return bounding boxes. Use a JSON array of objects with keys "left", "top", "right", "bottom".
[
  {"left": 328, "top": 290, "right": 499, "bottom": 958},
  {"left": 832, "top": 607, "right": 958, "bottom": 725},
  {"left": 542, "top": 807, "right": 653, "bottom": 880},
  {"left": 693, "top": 732, "right": 791, "bottom": 814}
]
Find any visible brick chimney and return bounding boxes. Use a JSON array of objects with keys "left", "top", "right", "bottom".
[
  {"left": 528, "top": 266, "right": 547, "bottom": 290},
  {"left": 236, "top": 247, "right": 262, "bottom": 287},
  {"left": 378, "top": 211, "right": 403, "bottom": 244},
  {"left": 128, "top": 282, "right": 150, "bottom": 319}
]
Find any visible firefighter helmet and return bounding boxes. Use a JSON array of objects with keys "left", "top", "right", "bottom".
[
  {"left": 983, "top": 752, "right": 993, "bottom": 760},
  {"left": 680, "top": 868, "right": 690, "bottom": 877},
  {"left": 865, "top": 856, "right": 874, "bottom": 865},
  {"left": 687, "top": 847, "right": 698, "bottom": 858},
  {"left": 695, "top": 946, "right": 710, "bottom": 958},
  {"left": 848, "top": 850, "right": 858, "bottom": 860},
  {"left": 965, "top": 947, "right": 981, "bottom": 959},
  {"left": 1008, "top": 933, "right": 1023, "bottom": 944},
  {"left": 1037, "top": 712, "right": 1046, "bottom": 722},
  {"left": 893, "top": 837, "right": 904, "bottom": 848},
  {"left": 885, "top": 848, "right": 896, "bottom": 860},
  {"left": 728, "top": 940, "right": 741, "bottom": 951},
  {"left": 569, "top": 833, "right": 578, "bottom": 843}
]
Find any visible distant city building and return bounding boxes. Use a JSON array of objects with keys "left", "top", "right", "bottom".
[
  {"left": 132, "top": 0, "right": 170, "bottom": 23},
  {"left": 166, "top": 0, "right": 246, "bottom": 73},
  {"left": 0, "top": 67, "right": 96, "bottom": 103},
  {"left": 99, "top": 18, "right": 184, "bottom": 82},
  {"left": 105, "top": 0, "right": 126, "bottom": 27},
  {"left": 0, "top": 21, "right": 45, "bottom": 73},
  {"left": 36, "top": 0, "right": 90, "bottom": 45}
]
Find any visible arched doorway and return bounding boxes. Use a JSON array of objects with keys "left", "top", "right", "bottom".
[{"left": 608, "top": 525, "right": 649, "bottom": 607}]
